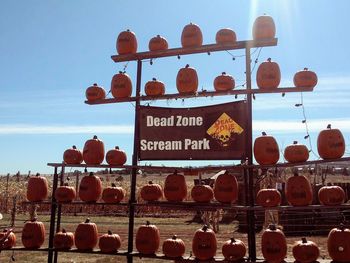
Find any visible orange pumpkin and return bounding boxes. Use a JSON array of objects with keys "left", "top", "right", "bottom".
[
  {"left": 191, "top": 184, "right": 214, "bottom": 203},
  {"left": 26, "top": 173, "right": 48, "bottom": 202},
  {"left": 140, "top": 181, "right": 163, "bottom": 202},
  {"left": 162, "top": 235, "right": 186, "bottom": 258},
  {"left": 327, "top": 224, "right": 350, "bottom": 262},
  {"left": 22, "top": 218, "right": 45, "bottom": 249},
  {"left": 213, "top": 171, "right": 238, "bottom": 203},
  {"left": 222, "top": 237, "right": 246, "bottom": 262},
  {"left": 215, "top": 28, "right": 236, "bottom": 45},
  {"left": 253, "top": 132, "right": 280, "bottom": 165},
  {"left": 252, "top": 14, "right": 276, "bottom": 40},
  {"left": 53, "top": 229, "right": 75, "bottom": 250},
  {"left": 75, "top": 218, "right": 98, "bottom": 250},
  {"left": 318, "top": 185, "right": 345, "bottom": 206},
  {"left": 176, "top": 64, "right": 198, "bottom": 94},
  {"left": 135, "top": 221, "right": 160, "bottom": 254},
  {"left": 284, "top": 141, "right": 309, "bottom": 163},
  {"left": 292, "top": 237, "right": 320, "bottom": 263},
  {"left": 99, "top": 230, "right": 121, "bottom": 253},
  {"left": 213, "top": 72, "right": 235, "bottom": 91},
  {"left": 256, "top": 188, "right": 281, "bottom": 207},
  {"left": 83, "top": 135, "right": 105, "bottom": 165},
  {"left": 106, "top": 146, "right": 127, "bottom": 165},
  {"left": 256, "top": 58, "right": 281, "bottom": 90},
  {"left": 149, "top": 35, "right": 168, "bottom": 51},
  {"left": 164, "top": 171, "right": 187, "bottom": 202},
  {"left": 63, "top": 145, "right": 83, "bottom": 164},
  {"left": 285, "top": 173, "right": 313, "bottom": 206},
  {"left": 111, "top": 71, "right": 133, "bottom": 99},
  {"left": 261, "top": 224, "right": 287, "bottom": 263},
  {"left": 102, "top": 183, "right": 125, "bottom": 204},
  {"left": 145, "top": 78, "right": 165, "bottom": 96},
  {"left": 55, "top": 183, "right": 76, "bottom": 203},
  {"left": 116, "top": 29, "right": 137, "bottom": 55},
  {"left": 192, "top": 225, "right": 217, "bottom": 260},
  {"left": 181, "top": 23, "right": 203, "bottom": 48},
  {"left": 294, "top": 68, "right": 318, "bottom": 88},
  {"left": 78, "top": 172, "right": 102, "bottom": 203},
  {"left": 85, "top": 83, "right": 106, "bottom": 102},
  {"left": 0, "top": 229, "right": 16, "bottom": 249},
  {"left": 317, "top": 124, "right": 345, "bottom": 159}
]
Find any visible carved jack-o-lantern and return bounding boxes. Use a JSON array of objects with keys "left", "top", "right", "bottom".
[
  {"left": 253, "top": 132, "right": 280, "bottom": 165},
  {"left": 192, "top": 225, "right": 217, "bottom": 260},
  {"left": 261, "top": 224, "right": 287, "bottom": 263},
  {"left": 135, "top": 221, "right": 160, "bottom": 254},
  {"left": 213, "top": 171, "right": 238, "bottom": 203},
  {"left": 75, "top": 218, "right": 98, "bottom": 251},
  {"left": 149, "top": 35, "right": 168, "bottom": 51},
  {"left": 284, "top": 141, "right": 309, "bottom": 163},
  {"left": 256, "top": 188, "right": 281, "bottom": 207},
  {"left": 292, "top": 237, "right": 320, "bottom": 263},
  {"left": 140, "top": 181, "right": 163, "bottom": 202},
  {"left": 285, "top": 173, "right": 313, "bottom": 206},
  {"left": 327, "top": 224, "right": 350, "bottom": 263},
  {"left": 162, "top": 235, "right": 186, "bottom": 258},
  {"left": 176, "top": 64, "right": 198, "bottom": 94},
  {"left": 191, "top": 184, "right": 214, "bottom": 203},
  {"left": 317, "top": 124, "right": 345, "bottom": 160},
  {"left": 213, "top": 72, "right": 235, "bottom": 91},
  {"left": 111, "top": 71, "right": 133, "bottom": 99},
  {"left": 252, "top": 14, "right": 276, "bottom": 40},
  {"left": 222, "top": 237, "right": 246, "bottom": 261},
  {"left": 256, "top": 58, "right": 281, "bottom": 90},
  {"left": 144, "top": 78, "right": 165, "bottom": 96},
  {"left": 181, "top": 23, "right": 203, "bottom": 48},
  {"left": 294, "top": 68, "right": 318, "bottom": 88},
  {"left": 22, "top": 218, "right": 46, "bottom": 249},
  {"left": 164, "top": 171, "right": 187, "bottom": 202},
  {"left": 216, "top": 28, "right": 236, "bottom": 45},
  {"left": 63, "top": 145, "right": 83, "bottom": 165},
  {"left": 318, "top": 185, "right": 345, "bottom": 206},
  {"left": 85, "top": 83, "right": 106, "bottom": 102},
  {"left": 116, "top": 29, "right": 137, "bottom": 55}
]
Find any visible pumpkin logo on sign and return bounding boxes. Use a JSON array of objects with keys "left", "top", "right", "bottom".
[{"left": 207, "top": 113, "right": 244, "bottom": 147}]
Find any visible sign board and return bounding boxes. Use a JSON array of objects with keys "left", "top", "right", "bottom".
[{"left": 139, "top": 101, "right": 247, "bottom": 160}]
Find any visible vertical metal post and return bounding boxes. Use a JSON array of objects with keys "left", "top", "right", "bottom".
[
  {"left": 245, "top": 46, "right": 256, "bottom": 260},
  {"left": 48, "top": 167, "right": 58, "bottom": 263},
  {"left": 5, "top": 173, "right": 10, "bottom": 211},
  {"left": 54, "top": 165, "right": 65, "bottom": 263},
  {"left": 127, "top": 60, "right": 142, "bottom": 263}
]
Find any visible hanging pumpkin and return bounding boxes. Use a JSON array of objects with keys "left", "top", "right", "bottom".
[
  {"left": 99, "top": 230, "right": 121, "bottom": 253},
  {"left": 318, "top": 185, "right": 345, "bottom": 206},
  {"left": 293, "top": 68, "right": 318, "bottom": 88},
  {"left": 78, "top": 172, "right": 102, "bottom": 203},
  {"left": 191, "top": 184, "right": 214, "bottom": 203},
  {"left": 106, "top": 146, "right": 127, "bottom": 165},
  {"left": 22, "top": 218, "right": 45, "bottom": 249},
  {"left": 149, "top": 35, "right": 168, "bottom": 51},
  {"left": 63, "top": 145, "right": 83, "bottom": 165},
  {"left": 292, "top": 237, "right": 320, "bottom": 263},
  {"left": 256, "top": 58, "right": 281, "bottom": 90},
  {"left": 252, "top": 14, "right": 276, "bottom": 40},
  {"left": 253, "top": 132, "right": 280, "bottom": 165},
  {"left": 83, "top": 135, "right": 105, "bottom": 165},
  {"left": 256, "top": 188, "right": 281, "bottom": 207},
  {"left": 55, "top": 183, "right": 76, "bottom": 203},
  {"left": 317, "top": 124, "right": 345, "bottom": 159},
  {"left": 327, "top": 224, "right": 350, "bottom": 263},
  {"left": 222, "top": 237, "right": 246, "bottom": 261},
  {"left": 261, "top": 224, "right": 287, "bottom": 263},
  {"left": 164, "top": 171, "right": 187, "bottom": 202},
  {"left": 192, "top": 225, "right": 217, "bottom": 260},
  {"left": 162, "top": 235, "right": 186, "bottom": 258},
  {"left": 215, "top": 28, "right": 236, "bottom": 45},
  {"left": 53, "top": 229, "right": 75, "bottom": 250},
  {"left": 213, "top": 171, "right": 238, "bottom": 203},
  {"left": 0, "top": 229, "right": 16, "bottom": 249},
  {"left": 285, "top": 173, "right": 313, "bottom": 206},
  {"left": 75, "top": 218, "right": 98, "bottom": 250},
  {"left": 284, "top": 141, "right": 309, "bottom": 163},
  {"left": 135, "top": 221, "right": 160, "bottom": 254},
  {"left": 181, "top": 22, "right": 203, "bottom": 48},
  {"left": 140, "top": 181, "right": 163, "bottom": 202},
  {"left": 102, "top": 183, "right": 125, "bottom": 204},
  {"left": 85, "top": 83, "right": 106, "bottom": 102},
  {"left": 176, "top": 64, "right": 198, "bottom": 94},
  {"left": 26, "top": 173, "right": 48, "bottom": 202},
  {"left": 144, "top": 78, "right": 165, "bottom": 96},
  {"left": 213, "top": 72, "right": 235, "bottom": 91},
  {"left": 116, "top": 29, "right": 137, "bottom": 55},
  {"left": 111, "top": 71, "right": 133, "bottom": 99}
]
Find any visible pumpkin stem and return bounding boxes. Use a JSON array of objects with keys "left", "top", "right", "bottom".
[
  {"left": 301, "top": 237, "right": 307, "bottom": 243},
  {"left": 262, "top": 131, "right": 267, "bottom": 136},
  {"left": 146, "top": 221, "right": 151, "bottom": 226},
  {"left": 31, "top": 217, "right": 38, "bottom": 222},
  {"left": 36, "top": 173, "right": 40, "bottom": 177},
  {"left": 172, "top": 235, "right": 177, "bottom": 240},
  {"left": 64, "top": 182, "right": 69, "bottom": 186},
  {"left": 293, "top": 141, "right": 298, "bottom": 145},
  {"left": 93, "top": 83, "right": 98, "bottom": 86},
  {"left": 152, "top": 77, "right": 157, "bottom": 81},
  {"left": 174, "top": 170, "right": 177, "bottom": 175},
  {"left": 185, "top": 64, "right": 190, "bottom": 68},
  {"left": 327, "top": 124, "right": 331, "bottom": 129},
  {"left": 93, "top": 135, "right": 98, "bottom": 139},
  {"left": 222, "top": 72, "right": 226, "bottom": 75},
  {"left": 108, "top": 230, "right": 113, "bottom": 235},
  {"left": 85, "top": 218, "right": 91, "bottom": 223},
  {"left": 148, "top": 181, "right": 153, "bottom": 184},
  {"left": 339, "top": 223, "right": 345, "bottom": 231},
  {"left": 157, "top": 34, "right": 160, "bottom": 37},
  {"left": 268, "top": 224, "right": 276, "bottom": 231},
  {"left": 230, "top": 237, "right": 236, "bottom": 243},
  {"left": 119, "top": 71, "right": 123, "bottom": 74},
  {"left": 304, "top": 68, "right": 308, "bottom": 71},
  {"left": 89, "top": 172, "right": 94, "bottom": 176},
  {"left": 72, "top": 145, "right": 77, "bottom": 149},
  {"left": 202, "top": 225, "right": 209, "bottom": 231},
  {"left": 267, "top": 58, "right": 272, "bottom": 62},
  {"left": 115, "top": 146, "right": 120, "bottom": 150},
  {"left": 126, "top": 29, "right": 130, "bottom": 32},
  {"left": 62, "top": 228, "right": 66, "bottom": 233}
]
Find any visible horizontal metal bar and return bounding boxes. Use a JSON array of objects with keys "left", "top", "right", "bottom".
[
  {"left": 111, "top": 38, "right": 278, "bottom": 62},
  {"left": 21, "top": 201, "right": 129, "bottom": 206}
]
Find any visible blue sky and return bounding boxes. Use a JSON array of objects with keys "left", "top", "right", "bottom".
[{"left": 1, "top": 0, "right": 350, "bottom": 174}]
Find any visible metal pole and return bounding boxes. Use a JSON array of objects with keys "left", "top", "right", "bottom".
[
  {"left": 127, "top": 60, "right": 142, "bottom": 263},
  {"left": 5, "top": 173, "right": 10, "bottom": 212},
  {"left": 48, "top": 167, "right": 58, "bottom": 263}
]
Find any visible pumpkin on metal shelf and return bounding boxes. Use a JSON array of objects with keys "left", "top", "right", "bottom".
[
  {"left": 164, "top": 171, "right": 187, "bottom": 202},
  {"left": 252, "top": 14, "right": 276, "bottom": 40},
  {"left": 102, "top": 183, "right": 125, "bottom": 204},
  {"left": 293, "top": 68, "right": 318, "bottom": 88},
  {"left": 78, "top": 172, "right": 102, "bottom": 203},
  {"left": 26, "top": 173, "right": 48, "bottom": 202},
  {"left": 116, "top": 29, "right": 137, "bottom": 55},
  {"left": 317, "top": 124, "right": 345, "bottom": 160},
  {"left": 222, "top": 237, "right": 246, "bottom": 262},
  {"left": 75, "top": 218, "right": 98, "bottom": 251},
  {"left": 256, "top": 187, "right": 281, "bottom": 207},
  {"left": 53, "top": 229, "right": 75, "bottom": 250},
  {"left": 111, "top": 71, "right": 133, "bottom": 99},
  {"left": 55, "top": 182, "right": 76, "bottom": 203},
  {"left": 140, "top": 181, "right": 163, "bottom": 202},
  {"left": 191, "top": 184, "right": 214, "bottom": 203},
  {"left": 261, "top": 224, "right": 287, "bottom": 263},
  {"left": 99, "top": 230, "right": 121, "bottom": 253},
  {"left": 292, "top": 237, "right": 320, "bottom": 263},
  {"left": 181, "top": 22, "right": 203, "bottom": 48},
  {"left": 135, "top": 221, "right": 160, "bottom": 254},
  {"left": 63, "top": 145, "right": 83, "bottom": 165},
  {"left": 176, "top": 64, "right": 198, "bottom": 94},
  {"left": 22, "top": 218, "right": 45, "bottom": 249},
  {"left": 253, "top": 131, "right": 280, "bottom": 165},
  {"left": 213, "top": 72, "right": 235, "bottom": 91},
  {"left": 192, "top": 225, "right": 217, "bottom": 261},
  {"left": 285, "top": 173, "right": 313, "bottom": 206},
  {"left": 284, "top": 141, "right": 309, "bottom": 163},
  {"left": 149, "top": 35, "right": 168, "bottom": 51},
  {"left": 318, "top": 184, "right": 345, "bottom": 206},
  {"left": 327, "top": 224, "right": 350, "bottom": 263},
  {"left": 85, "top": 83, "right": 106, "bottom": 102},
  {"left": 162, "top": 235, "right": 186, "bottom": 258},
  {"left": 144, "top": 78, "right": 165, "bottom": 96},
  {"left": 256, "top": 58, "right": 281, "bottom": 90},
  {"left": 213, "top": 170, "right": 238, "bottom": 204},
  {"left": 0, "top": 229, "right": 16, "bottom": 249},
  {"left": 106, "top": 146, "right": 127, "bottom": 166},
  {"left": 83, "top": 135, "right": 105, "bottom": 165},
  {"left": 216, "top": 28, "right": 236, "bottom": 45}
]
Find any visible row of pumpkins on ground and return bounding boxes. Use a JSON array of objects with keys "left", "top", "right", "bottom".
[
  {"left": 27, "top": 170, "right": 347, "bottom": 207},
  {"left": 85, "top": 62, "right": 317, "bottom": 101},
  {"left": 1, "top": 220, "right": 350, "bottom": 263}
]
